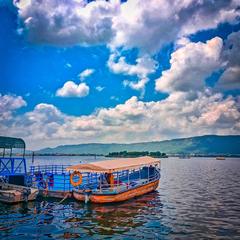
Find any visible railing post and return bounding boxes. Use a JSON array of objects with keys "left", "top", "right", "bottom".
[
  {"left": 148, "top": 166, "right": 149, "bottom": 183},
  {"left": 64, "top": 173, "right": 65, "bottom": 192},
  {"left": 69, "top": 173, "right": 71, "bottom": 191},
  {"left": 117, "top": 172, "right": 119, "bottom": 192}
]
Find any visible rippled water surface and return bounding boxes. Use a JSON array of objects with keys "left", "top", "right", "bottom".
[{"left": 0, "top": 157, "right": 240, "bottom": 239}]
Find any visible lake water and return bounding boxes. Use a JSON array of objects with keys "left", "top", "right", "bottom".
[{"left": 0, "top": 157, "right": 240, "bottom": 239}]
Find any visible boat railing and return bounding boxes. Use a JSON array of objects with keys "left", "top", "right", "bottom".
[
  {"left": 77, "top": 169, "right": 160, "bottom": 194},
  {"left": 29, "top": 165, "right": 72, "bottom": 192},
  {"left": 29, "top": 165, "right": 70, "bottom": 175}
]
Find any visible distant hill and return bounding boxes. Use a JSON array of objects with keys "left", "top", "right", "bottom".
[{"left": 36, "top": 135, "right": 240, "bottom": 155}]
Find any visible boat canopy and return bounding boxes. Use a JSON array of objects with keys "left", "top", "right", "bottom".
[
  {"left": 66, "top": 156, "right": 160, "bottom": 173},
  {"left": 0, "top": 136, "right": 25, "bottom": 149}
]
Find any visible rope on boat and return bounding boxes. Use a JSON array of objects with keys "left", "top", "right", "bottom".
[{"left": 58, "top": 193, "right": 69, "bottom": 205}]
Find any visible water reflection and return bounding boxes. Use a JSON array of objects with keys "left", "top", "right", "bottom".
[
  {"left": 69, "top": 191, "right": 164, "bottom": 237},
  {"left": 0, "top": 157, "right": 240, "bottom": 239},
  {"left": 0, "top": 190, "right": 168, "bottom": 239}
]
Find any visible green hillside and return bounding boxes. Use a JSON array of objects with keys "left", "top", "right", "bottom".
[{"left": 37, "top": 135, "right": 240, "bottom": 155}]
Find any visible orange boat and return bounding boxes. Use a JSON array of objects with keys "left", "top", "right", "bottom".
[{"left": 67, "top": 156, "right": 161, "bottom": 203}]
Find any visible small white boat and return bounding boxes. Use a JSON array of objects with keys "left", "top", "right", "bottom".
[{"left": 0, "top": 182, "right": 39, "bottom": 203}]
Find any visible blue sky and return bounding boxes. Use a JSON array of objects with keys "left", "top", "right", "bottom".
[{"left": 0, "top": 0, "right": 240, "bottom": 149}]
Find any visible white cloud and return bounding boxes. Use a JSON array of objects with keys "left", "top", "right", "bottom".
[
  {"left": 223, "top": 30, "right": 240, "bottom": 67},
  {"left": 0, "top": 94, "right": 26, "bottom": 121},
  {"left": 78, "top": 68, "right": 95, "bottom": 81},
  {"left": 111, "top": 0, "right": 239, "bottom": 52},
  {"left": 65, "top": 63, "right": 72, "bottom": 68},
  {"left": 110, "top": 96, "right": 119, "bottom": 101},
  {"left": 216, "top": 31, "right": 240, "bottom": 90},
  {"left": 217, "top": 66, "right": 240, "bottom": 91},
  {"left": 180, "top": 1, "right": 239, "bottom": 36},
  {"left": 108, "top": 52, "right": 157, "bottom": 94},
  {"left": 123, "top": 78, "right": 149, "bottom": 98},
  {"left": 1, "top": 92, "right": 239, "bottom": 149},
  {"left": 108, "top": 52, "right": 157, "bottom": 78},
  {"left": 15, "top": 0, "right": 239, "bottom": 52},
  {"left": 155, "top": 37, "right": 223, "bottom": 93},
  {"left": 96, "top": 86, "right": 105, "bottom": 92},
  {"left": 15, "top": 0, "right": 120, "bottom": 46},
  {"left": 56, "top": 81, "right": 89, "bottom": 98}
]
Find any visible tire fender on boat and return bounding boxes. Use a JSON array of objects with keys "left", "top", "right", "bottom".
[{"left": 70, "top": 171, "right": 82, "bottom": 187}]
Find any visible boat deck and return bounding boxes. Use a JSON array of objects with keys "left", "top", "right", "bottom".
[{"left": 29, "top": 165, "right": 73, "bottom": 198}]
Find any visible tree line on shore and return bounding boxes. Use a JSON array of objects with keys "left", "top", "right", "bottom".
[{"left": 105, "top": 151, "right": 168, "bottom": 158}]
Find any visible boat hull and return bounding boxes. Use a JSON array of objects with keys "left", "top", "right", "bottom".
[
  {"left": 73, "top": 180, "right": 159, "bottom": 203},
  {"left": 0, "top": 183, "right": 39, "bottom": 204}
]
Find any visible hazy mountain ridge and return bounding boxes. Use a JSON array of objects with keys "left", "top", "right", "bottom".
[{"left": 37, "top": 135, "right": 240, "bottom": 155}]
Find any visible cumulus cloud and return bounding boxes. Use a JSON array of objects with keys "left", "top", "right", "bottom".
[
  {"left": 179, "top": 0, "right": 239, "bottom": 36},
  {"left": 155, "top": 37, "right": 223, "bottom": 93},
  {"left": 14, "top": 0, "right": 120, "bottom": 46},
  {"left": 56, "top": 81, "right": 89, "bottom": 98},
  {"left": 123, "top": 78, "right": 149, "bottom": 98},
  {"left": 78, "top": 68, "right": 95, "bottom": 81},
  {"left": 15, "top": 0, "right": 239, "bottom": 52},
  {"left": 216, "top": 31, "right": 240, "bottom": 90},
  {"left": 1, "top": 92, "right": 239, "bottom": 149},
  {"left": 0, "top": 94, "right": 26, "bottom": 121},
  {"left": 108, "top": 52, "right": 157, "bottom": 78},
  {"left": 217, "top": 66, "right": 240, "bottom": 90},
  {"left": 108, "top": 52, "right": 157, "bottom": 94},
  {"left": 111, "top": 0, "right": 239, "bottom": 52}
]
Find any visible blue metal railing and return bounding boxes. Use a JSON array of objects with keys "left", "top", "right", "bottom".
[
  {"left": 0, "top": 157, "right": 27, "bottom": 176},
  {"left": 29, "top": 165, "right": 70, "bottom": 175},
  {"left": 75, "top": 168, "right": 161, "bottom": 194},
  {"left": 29, "top": 165, "right": 72, "bottom": 192},
  {"left": 28, "top": 164, "right": 161, "bottom": 194}
]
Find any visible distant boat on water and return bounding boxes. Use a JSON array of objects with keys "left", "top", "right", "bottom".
[{"left": 216, "top": 156, "right": 225, "bottom": 160}]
